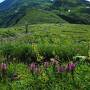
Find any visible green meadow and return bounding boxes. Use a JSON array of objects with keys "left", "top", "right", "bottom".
[{"left": 0, "top": 23, "right": 90, "bottom": 90}]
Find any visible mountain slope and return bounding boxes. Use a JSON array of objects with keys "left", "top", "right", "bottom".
[
  {"left": 52, "top": 0, "right": 90, "bottom": 24},
  {"left": 0, "top": 0, "right": 67, "bottom": 27},
  {"left": 0, "top": 0, "right": 18, "bottom": 11},
  {"left": 0, "top": 0, "right": 52, "bottom": 11},
  {"left": 53, "top": 0, "right": 90, "bottom": 7},
  {"left": 16, "top": 9, "right": 67, "bottom": 26},
  {"left": 0, "top": 8, "right": 67, "bottom": 27},
  {"left": 0, "top": 0, "right": 90, "bottom": 27}
]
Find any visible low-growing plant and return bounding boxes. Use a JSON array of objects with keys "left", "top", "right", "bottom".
[
  {"left": 13, "top": 44, "right": 35, "bottom": 63},
  {"left": 1, "top": 44, "right": 15, "bottom": 62}
]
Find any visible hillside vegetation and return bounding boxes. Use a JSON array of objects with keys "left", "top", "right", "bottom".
[
  {"left": 0, "top": 0, "right": 90, "bottom": 90},
  {"left": 0, "top": 23, "right": 90, "bottom": 61},
  {"left": 16, "top": 9, "right": 67, "bottom": 26},
  {"left": 0, "top": 23, "right": 90, "bottom": 90},
  {"left": 0, "top": 0, "right": 90, "bottom": 27}
]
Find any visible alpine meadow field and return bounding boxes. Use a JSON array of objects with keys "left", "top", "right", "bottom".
[
  {"left": 0, "top": 0, "right": 90, "bottom": 90},
  {"left": 0, "top": 23, "right": 90, "bottom": 90}
]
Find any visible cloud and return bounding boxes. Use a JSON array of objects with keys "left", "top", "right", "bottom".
[
  {"left": 0, "top": 0, "right": 5, "bottom": 3},
  {"left": 86, "top": 0, "right": 90, "bottom": 1}
]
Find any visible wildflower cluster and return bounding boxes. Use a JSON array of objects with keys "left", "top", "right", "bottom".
[
  {"left": 29, "top": 62, "right": 40, "bottom": 74},
  {"left": 0, "top": 63, "right": 7, "bottom": 81},
  {"left": 28, "top": 59, "right": 76, "bottom": 75}
]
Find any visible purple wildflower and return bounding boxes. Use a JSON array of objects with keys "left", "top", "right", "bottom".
[
  {"left": 44, "top": 62, "right": 49, "bottom": 68},
  {"left": 57, "top": 66, "right": 65, "bottom": 73},
  {"left": 29, "top": 62, "right": 36, "bottom": 71},
  {"left": 29, "top": 63, "right": 41, "bottom": 74},
  {"left": 0, "top": 63, "right": 7, "bottom": 70},
  {"left": 66, "top": 62, "right": 76, "bottom": 72}
]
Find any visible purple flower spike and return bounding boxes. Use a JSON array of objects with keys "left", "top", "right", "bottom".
[
  {"left": 29, "top": 62, "right": 36, "bottom": 71},
  {"left": 66, "top": 62, "right": 76, "bottom": 72},
  {"left": 0, "top": 63, "right": 7, "bottom": 70},
  {"left": 44, "top": 62, "right": 49, "bottom": 68},
  {"left": 57, "top": 66, "right": 65, "bottom": 73}
]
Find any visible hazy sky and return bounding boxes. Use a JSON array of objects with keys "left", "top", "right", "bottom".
[
  {"left": 0, "top": 0, "right": 90, "bottom": 3},
  {"left": 0, "top": 0, "right": 5, "bottom": 3},
  {"left": 86, "top": 0, "right": 90, "bottom": 1}
]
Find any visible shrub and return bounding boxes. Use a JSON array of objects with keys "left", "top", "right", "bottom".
[
  {"left": 38, "top": 43, "right": 55, "bottom": 60},
  {"left": 13, "top": 44, "right": 35, "bottom": 63},
  {"left": 1, "top": 43, "right": 15, "bottom": 62}
]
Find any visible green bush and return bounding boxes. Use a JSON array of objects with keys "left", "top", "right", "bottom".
[
  {"left": 38, "top": 43, "right": 55, "bottom": 60},
  {"left": 1, "top": 44, "right": 15, "bottom": 62},
  {"left": 13, "top": 44, "right": 36, "bottom": 63},
  {"left": 0, "top": 40, "right": 88, "bottom": 63}
]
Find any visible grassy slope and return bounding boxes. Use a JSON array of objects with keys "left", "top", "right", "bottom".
[
  {"left": 0, "top": 23, "right": 90, "bottom": 59},
  {"left": 0, "top": 9, "right": 67, "bottom": 27},
  {"left": 16, "top": 9, "right": 67, "bottom": 26},
  {"left": 0, "top": 23, "right": 90, "bottom": 39},
  {"left": 0, "top": 23, "right": 90, "bottom": 46},
  {"left": 0, "top": 23, "right": 90, "bottom": 90}
]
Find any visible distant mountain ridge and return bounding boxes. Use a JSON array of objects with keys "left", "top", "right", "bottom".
[
  {"left": 0, "top": 0, "right": 18, "bottom": 10},
  {"left": 0, "top": 0, "right": 90, "bottom": 27},
  {"left": 0, "top": 0, "right": 52, "bottom": 11},
  {"left": 52, "top": 0, "right": 90, "bottom": 24}
]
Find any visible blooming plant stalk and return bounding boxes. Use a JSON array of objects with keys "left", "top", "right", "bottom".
[
  {"left": 66, "top": 61, "right": 76, "bottom": 84},
  {"left": 0, "top": 63, "right": 7, "bottom": 82}
]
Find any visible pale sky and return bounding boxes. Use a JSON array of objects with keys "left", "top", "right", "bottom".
[
  {"left": 0, "top": 0, "right": 5, "bottom": 3},
  {"left": 86, "top": 0, "right": 90, "bottom": 1},
  {"left": 0, "top": 0, "right": 90, "bottom": 3}
]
